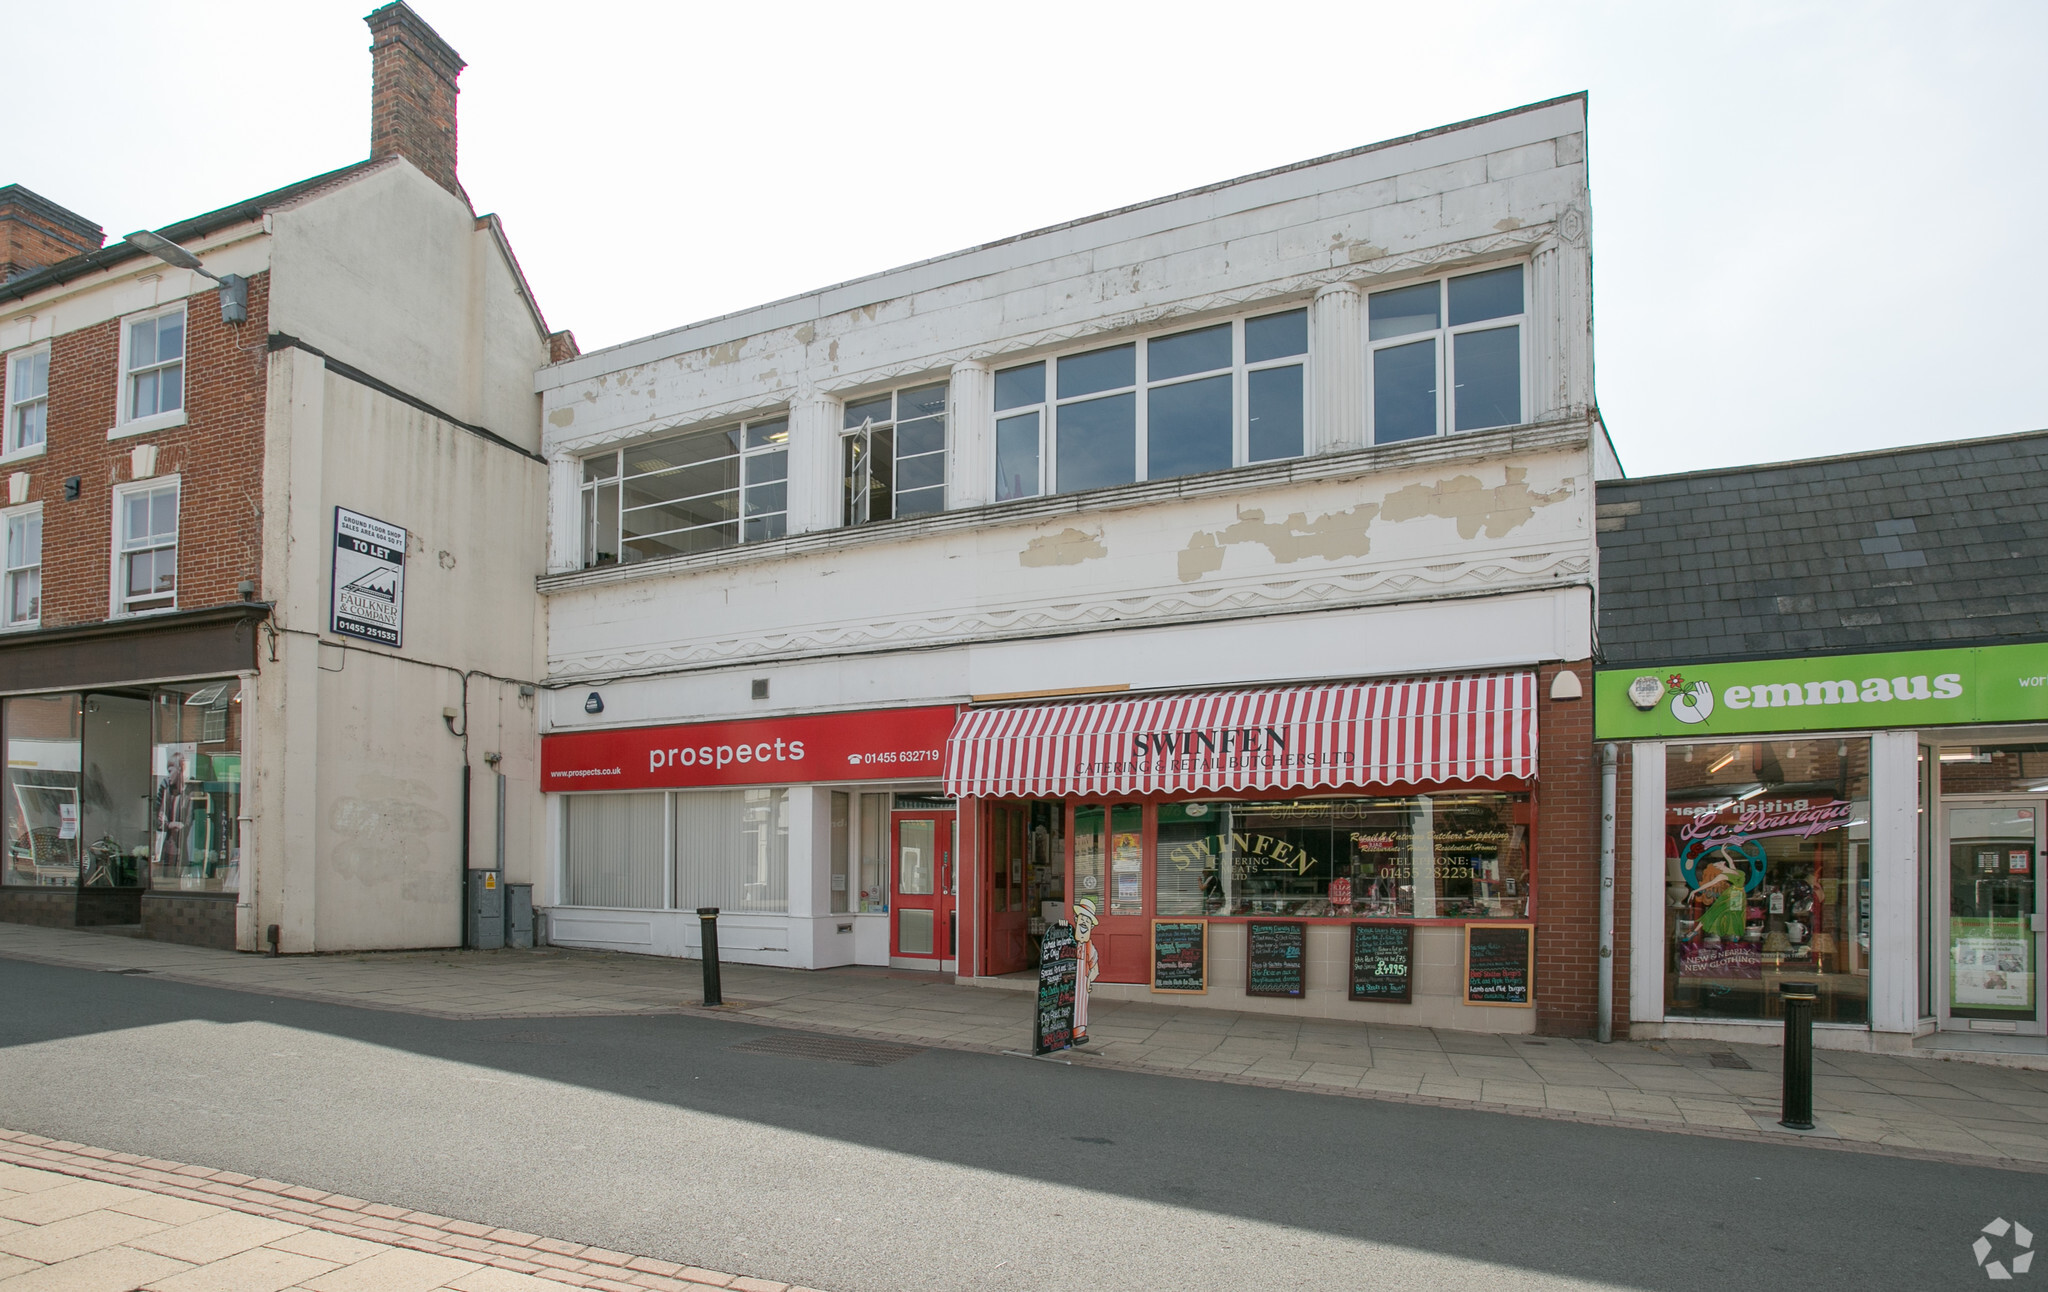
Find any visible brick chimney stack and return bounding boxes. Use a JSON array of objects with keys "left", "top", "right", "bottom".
[
  {"left": 366, "top": 2, "right": 467, "bottom": 203},
  {"left": 0, "top": 185, "right": 104, "bottom": 281}
]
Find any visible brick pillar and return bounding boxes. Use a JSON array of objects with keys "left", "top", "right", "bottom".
[
  {"left": 1534, "top": 659, "right": 1628, "bottom": 1038},
  {"left": 366, "top": 2, "right": 467, "bottom": 202}
]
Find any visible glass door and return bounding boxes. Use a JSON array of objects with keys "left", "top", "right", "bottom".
[
  {"left": 1945, "top": 802, "right": 2043, "bottom": 1034},
  {"left": 891, "top": 812, "right": 954, "bottom": 962},
  {"left": 983, "top": 803, "right": 1031, "bottom": 976},
  {"left": 1073, "top": 802, "right": 1148, "bottom": 983}
]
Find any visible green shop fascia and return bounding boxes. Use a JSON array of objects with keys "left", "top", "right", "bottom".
[{"left": 1595, "top": 641, "right": 2048, "bottom": 1039}]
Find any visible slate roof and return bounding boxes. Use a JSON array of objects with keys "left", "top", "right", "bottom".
[
  {"left": 1596, "top": 428, "right": 2048, "bottom": 669},
  {"left": 0, "top": 161, "right": 376, "bottom": 303}
]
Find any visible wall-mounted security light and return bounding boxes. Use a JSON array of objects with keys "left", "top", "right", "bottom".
[
  {"left": 125, "top": 230, "right": 248, "bottom": 325},
  {"left": 584, "top": 692, "right": 604, "bottom": 715}
]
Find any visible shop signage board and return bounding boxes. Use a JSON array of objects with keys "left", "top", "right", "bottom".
[
  {"left": 1246, "top": 921, "right": 1306, "bottom": 998},
  {"left": 1150, "top": 920, "right": 1208, "bottom": 994},
  {"left": 1035, "top": 921, "right": 1078, "bottom": 1055},
  {"left": 1594, "top": 643, "right": 2048, "bottom": 740},
  {"left": 1464, "top": 922, "right": 1534, "bottom": 1006},
  {"left": 330, "top": 507, "right": 407, "bottom": 648},
  {"left": 1349, "top": 922, "right": 1413, "bottom": 1003},
  {"left": 542, "top": 705, "right": 959, "bottom": 791}
]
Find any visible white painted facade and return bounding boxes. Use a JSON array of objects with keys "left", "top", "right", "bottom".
[{"left": 534, "top": 97, "right": 1611, "bottom": 1020}]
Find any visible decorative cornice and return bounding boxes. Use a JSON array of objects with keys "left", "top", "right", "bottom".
[{"left": 545, "top": 549, "right": 1592, "bottom": 684}]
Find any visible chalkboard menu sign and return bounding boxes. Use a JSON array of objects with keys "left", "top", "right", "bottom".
[
  {"left": 1151, "top": 920, "right": 1207, "bottom": 994},
  {"left": 1348, "top": 922, "right": 1412, "bottom": 1003},
  {"left": 1246, "top": 921, "right": 1306, "bottom": 998},
  {"left": 1464, "top": 921, "right": 1534, "bottom": 1007},
  {"left": 1035, "top": 921, "right": 1079, "bottom": 1054}
]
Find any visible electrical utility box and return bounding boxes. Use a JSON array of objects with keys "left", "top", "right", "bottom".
[
  {"left": 505, "top": 883, "right": 534, "bottom": 949},
  {"left": 467, "top": 870, "right": 504, "bottom": 950}
]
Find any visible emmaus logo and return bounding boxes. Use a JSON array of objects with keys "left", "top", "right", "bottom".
[{"left": 1630, "top": 670, "right": 1963, "bottom": 727}]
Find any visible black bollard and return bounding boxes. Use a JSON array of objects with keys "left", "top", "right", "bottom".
[
  {"left": 1779, "top": 980, "right": 1816, "bottom": 1130},
  {"left": 697, "top": 907, "right": 723, "bottom": 1007}
]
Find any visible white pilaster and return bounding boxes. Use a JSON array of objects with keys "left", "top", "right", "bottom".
[
  {"left": 545, "top": 453, "right": 581, "bottom": 573},
  {"left": 1868, "top": 730, "right": 1921, "bottom": 1036},
  {"left": 784, "top": 390, "right": 844, "bottom": 536},
  {"left": 1308, "top": 282, "right": 1363, "bottom": 454},
  {"left": 1628, "top": 741, "right": 1667, "bottom": 1028},
  {"left": 947, "top": 361, "right": 993, "bottom": 509}
]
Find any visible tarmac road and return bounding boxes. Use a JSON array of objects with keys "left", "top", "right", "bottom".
[{"left": 0, "top": 959, "right": 2034, "bottom": 1291}]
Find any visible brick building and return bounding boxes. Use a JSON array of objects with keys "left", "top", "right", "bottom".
[{"left": 0, "top": 3, "right": 565, "bottom": 952}]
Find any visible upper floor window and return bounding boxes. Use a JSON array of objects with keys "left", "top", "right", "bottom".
[
  {"left": 993, "top": 307, "right": 1306, "bottom": 501},
  {"left": 124, "top": 306, "right": 186, "bottom": 423},
  {"left": 843, "top": 381, "right": 946, "bottom": 525},
  {"left": 580, "top": 415, "right": 789, "bottom": 567},
  {"left": 1367, "top": 264, "right": 1523, "bottom": 444},
  {"left": 3, "top": 505, "right": 40, "bottom": 628},
  {"left": 5, "top": 347, "right": 49, "bottom": 455},
  {"left": 115, "top": 478, "right": 178, "bottom": 614}
]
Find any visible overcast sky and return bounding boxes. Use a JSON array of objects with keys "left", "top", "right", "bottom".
[{"left": 10, "top": 2, "right": 2044, "bottom": 477}]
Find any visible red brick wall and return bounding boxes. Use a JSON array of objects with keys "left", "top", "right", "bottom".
[
  {"left": 1534, "top": 659, "right": 1632, "bottom": 1038},
  {"left": 20, "top": 271, "right": 270, "bottom": 627},
  {"left": 368, "top": 4, "right": 466, "bottom": 202}
]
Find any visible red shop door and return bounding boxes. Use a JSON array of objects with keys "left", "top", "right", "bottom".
[
  {"left": 892, "top": 813, "right": 954, "bottom": 962},
  {"left": 984, "top": 803, "right": 1031, "bottom": 976},
  {"left": 1074, "top": 802, "right": 1148, "bottom": 984}
]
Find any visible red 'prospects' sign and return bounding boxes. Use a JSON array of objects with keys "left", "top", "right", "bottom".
[{"left": 542, "top": 705, "right": 959, "bottom": 791}]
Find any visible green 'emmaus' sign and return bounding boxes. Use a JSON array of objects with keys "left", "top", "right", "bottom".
[{"left": 1594, "top": 642, "right": 2048, "bottom": 740}]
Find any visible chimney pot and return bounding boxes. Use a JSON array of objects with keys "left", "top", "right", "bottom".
[{"left": 365, "top": 2, "right": 467, "bottom": 203}]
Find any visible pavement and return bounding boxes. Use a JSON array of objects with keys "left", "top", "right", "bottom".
[
  {"left": 1, "top": 922, "right": 2043, "bottom": 1171},
  {"left": 0, "top": 1134, "right": 809, "bottom": 1292},
  {"left": 2, "top": 944, "right": 2043, "bottom": 1292}
]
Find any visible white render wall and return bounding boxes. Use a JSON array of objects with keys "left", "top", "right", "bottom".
[{"left": 536, "top": 95, "right": 1595, "bottom": 575}]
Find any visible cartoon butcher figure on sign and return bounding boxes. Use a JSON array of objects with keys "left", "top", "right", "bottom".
[{"left": 1072, "top": 897, "right": 1100, "bottom": 1046}]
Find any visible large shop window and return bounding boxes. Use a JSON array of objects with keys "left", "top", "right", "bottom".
[
  {"left": 992, "top": 308, "right": 1307, "bottom": 502},
  {"left": 1368, "top": 265, "right": 1524, "bottom": 444},
  {"left": 3, "top": 694, "right": 82, "bottom": 887},
  {"left": 150, "top": 681, "right": 243, "bottom": 893},
  {"left": 1664, "top": 739, "right": 1872, "bottom": 1025},
  {"left": 1149, "top": 794, "right": 1530, "bottom": 919},
  {"left": 843, "top": 382, "right": 947, "bottom": 524},
  {"left": 561, "top": 788, "right": 789, "bottom": 913},
  {"left": 578, "top": 416, "right": 790, "bottom": 567}
]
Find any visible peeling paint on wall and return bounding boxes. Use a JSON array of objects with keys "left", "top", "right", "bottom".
[
  {"left": 793, "top": 323, "right": 816, "bottom": 346},
  {"left": 1176, "top": 468, "right": 1572, "bottom": 581},
  {"left": 547, "top": 407, "right": 575, "bottom": 428},
  {"left": 705, "top": 338, "right": 746, "bottom": 367},
  {"left": 1178, "top": 503, "right": 1380, "bottom": 582},
  {"left": 1020, "top": 527, "right": 1107, "bottom": 568},
  {"left": 1379, "top": 467, "right": 1572, "bottom": 540}
]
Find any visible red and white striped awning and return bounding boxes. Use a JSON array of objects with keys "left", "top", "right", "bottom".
[{"left": 943, "top": 673, "right": 1537, "bottom": 799}]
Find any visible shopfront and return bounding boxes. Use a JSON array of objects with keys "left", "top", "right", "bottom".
[
  {"left": 946, "top": 673, "right": 1549, "bottom": 1028},
  {"left": 0, "top": 608, "right": 261, "bottom": 948},
  {"left": 539, "top": 703, "right": 961, "bottom": 968},
  {"left": 1600, "top": 643, "right": 2048, "bottom": 1050}
]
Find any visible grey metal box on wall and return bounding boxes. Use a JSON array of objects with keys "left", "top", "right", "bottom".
[
  {"left": 506, "top": 883, "right": 534, "bottom": 949},
  {"left": 467, "top": 870, "right": 504, "bottom": 950}
]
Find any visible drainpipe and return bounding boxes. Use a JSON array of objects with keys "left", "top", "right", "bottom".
[{"left": 1598, "top": 742, "right": 1618, "bottom": 1044}]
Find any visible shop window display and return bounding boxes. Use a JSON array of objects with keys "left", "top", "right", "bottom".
[
  {"left": 3, "top": 693, "right": 82, "bottom": 887},
  {"left": 1664, "top": 739, "right": 1871, "bottom": 1024},
  {"left": 150, "top": 681, "right": 243, "bottom": 893},
  {"left": 1152, "top": 794, "right": 1530, "bottom": 919}
]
